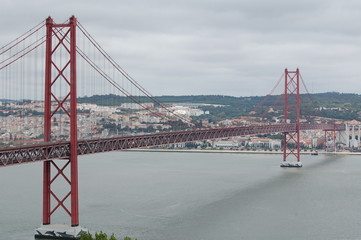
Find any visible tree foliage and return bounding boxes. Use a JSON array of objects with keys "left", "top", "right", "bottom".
[
  {"left": 77, "top": 92, "right": 361, "bottom": 122},
  {"left": 79, "top": 232, "right": 136, "bottom": 240}
]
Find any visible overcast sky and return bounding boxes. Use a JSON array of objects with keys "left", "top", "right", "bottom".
[{"left": 1, "top": 0, "right": 361, "bottom": 97}]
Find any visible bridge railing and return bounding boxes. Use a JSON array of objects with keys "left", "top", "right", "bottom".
[{"left": 0, "top": 123, "right": 345, "bottom": 167}]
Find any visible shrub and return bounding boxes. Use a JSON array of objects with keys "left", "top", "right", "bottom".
[
  {"left": 80, "top": 232, "right": 136, "bottom": 240},
  {"left": 80, "top": 232, "right": 93, "bottom": 240},
  {"left": 95, "top": 231, "right": 108, "bottom": 240}
]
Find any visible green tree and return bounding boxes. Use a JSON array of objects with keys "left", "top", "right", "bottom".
[
  {"left": 95, "top": 231, "right": 108, "bottom": 240},
  {"left": 80, "top": 232, "right": 93, "bottom": 240}
]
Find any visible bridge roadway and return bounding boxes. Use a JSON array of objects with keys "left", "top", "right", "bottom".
[{"left": 0, "top": 123, "right": 345, "bottom": 167}]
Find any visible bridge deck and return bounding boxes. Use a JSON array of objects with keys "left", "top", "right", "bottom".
[{"left": 0, "top": 123, "right": 345, "bottom": 167}]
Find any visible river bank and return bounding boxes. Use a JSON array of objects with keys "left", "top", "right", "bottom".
[{"left": 126, "top": 148, "right": 361, "bottom": 155}]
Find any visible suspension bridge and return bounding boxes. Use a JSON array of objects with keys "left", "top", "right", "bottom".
[{"left": 0, "top": 16, "right": 348, "bottom": 239}]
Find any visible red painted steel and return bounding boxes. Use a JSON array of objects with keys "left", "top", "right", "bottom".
[
  {"left": 69, "top": 16, "right": 79, "bottom": 227},
  {"left": 43, "top": 17, "right": 53, "bottom": 225},
  {"left": 42, "top": 16, "right": 79, "bottom": 227},
  {"left": 0, "top": 123, "right": 345, "bottom": 167},
  {"left": 283, "top": 68, "right": 301, "bottom": 162}
]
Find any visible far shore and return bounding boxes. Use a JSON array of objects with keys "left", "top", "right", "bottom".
[{"left": 126, "top": 148, "right": 361, "bottom": 155}]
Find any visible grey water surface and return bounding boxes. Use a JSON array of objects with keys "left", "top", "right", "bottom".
[{"left": 1, "top": 151, "right": 361, "bottom": 240}]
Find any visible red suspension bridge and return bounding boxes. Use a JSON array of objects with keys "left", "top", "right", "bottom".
[{"left": 0, "top": 16, "right": 346, "bottom": 238}]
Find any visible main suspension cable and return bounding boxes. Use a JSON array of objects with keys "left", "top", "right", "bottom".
[{"left": 76, "top": 22, "right": 194, "bottom": 125}]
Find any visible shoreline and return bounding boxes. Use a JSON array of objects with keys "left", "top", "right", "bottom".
[{"left": 126, "top": 148, "right": 361, "bottom": 155}]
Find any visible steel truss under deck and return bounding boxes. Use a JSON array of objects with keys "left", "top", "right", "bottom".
[{"left": 0, "top": 123, "right": 345, "bottom": 167}]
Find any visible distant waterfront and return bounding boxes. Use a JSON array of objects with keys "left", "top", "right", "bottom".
[{"left": 128, "top": 148, "right": 361, "bottom": 155}]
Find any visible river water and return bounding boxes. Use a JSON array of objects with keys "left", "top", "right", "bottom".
[{"left": 1, "top": 151, "right": 361, "bottom": 240}]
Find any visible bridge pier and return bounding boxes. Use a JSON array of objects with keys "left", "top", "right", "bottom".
[
  {"left": 280, "top": 161, "right": 302, "bottom": 168},
  {"left": 350, "top": 125, "right": 360, "bottom": 148},
  {"left": 336, "top": 123, "right": 349, "bottom": 148},
  {"left": 35, "top": 224, "right": 87, "bottom": 240},
  {"left": 324, "top": 124, "right": 336, "bottom": 152},
  {"left": 335, "top": 123, "right": 361, "bottom": 149}
]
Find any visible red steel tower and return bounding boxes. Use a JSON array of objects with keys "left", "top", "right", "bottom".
[
  {"left": 43, "top": 16, "right": 79, "bottom": 227},
  {"left": 281, "top": 68, "right": 302, "bottom": 167}
]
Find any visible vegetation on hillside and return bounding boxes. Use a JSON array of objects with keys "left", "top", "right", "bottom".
[{"left": 77, "top": 92, "right": 361, "bottom": 122}]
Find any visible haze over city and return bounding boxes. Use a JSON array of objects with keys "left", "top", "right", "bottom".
[{"left": 1, "top": 0, "right": 361, "bottom": 97}]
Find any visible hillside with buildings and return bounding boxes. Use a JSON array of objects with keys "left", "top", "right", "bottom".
[
  {"left": 78, "top": 92, "right": 361, "bottom": 122},
  {"left": 1, "top": 92, "right": 360, "bottom": 151}
]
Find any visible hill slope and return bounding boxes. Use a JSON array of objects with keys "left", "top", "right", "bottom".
[{"left": 78, "top": 92, "right": 361, "bottom": 121}]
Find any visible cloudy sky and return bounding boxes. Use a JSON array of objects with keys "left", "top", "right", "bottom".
[{"left": 1, "top": 0, "right": 361, "bottom": 97}]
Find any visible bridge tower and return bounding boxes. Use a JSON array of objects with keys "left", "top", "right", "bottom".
[
  {"left": 36, "top": 16, "right": 86, "bottom": 238},
  {"left": 281, "top": 68, "right": 302, "bottom": 167}
]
